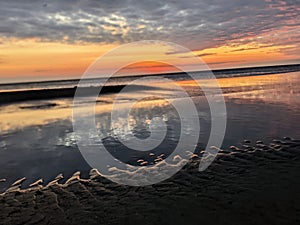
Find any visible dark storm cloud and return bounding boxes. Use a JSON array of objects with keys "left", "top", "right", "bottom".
[{"left": 0, "top": 0, "right": 299, "bottom": 49}]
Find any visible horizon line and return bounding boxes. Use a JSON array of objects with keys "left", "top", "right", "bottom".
[{"left": 1, "top": 62, "right": 300, "bottom": 86}]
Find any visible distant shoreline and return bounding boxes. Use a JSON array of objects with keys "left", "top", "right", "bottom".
[
  {"left": 0, "top": 84, "right": 163, "bottom": 104},
  {"left": 1, "top": 63, "right": 300, "bottom": 87},
  {"left": 0, "top": 85, "right": 124, "bottom": 104}
]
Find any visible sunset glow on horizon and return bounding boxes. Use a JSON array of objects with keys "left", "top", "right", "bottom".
[
  {"left": 0, "top": 0, "right": 299, "bottom": 83},
  {"left": 0, "top": 36, "right": 299, "bottom": 83}
]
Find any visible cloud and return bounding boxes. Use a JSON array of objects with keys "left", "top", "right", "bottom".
[
  {"left": 208, "top": 60, "right": 247, "bottom": 65},
  {"left": 165, "top": 49, "right": 190, "bottom": 55},
  {"left": 0, "top": 0, "right": 299, "bottom": 53},
  {"left": 197, "top": 53, "right": 217, "bottom": 57},
  {"left": 124, "top": 63, "right": 175, "bottom": 70},
  {"left": 230, "top": 47, "right": 261, "bottom": 52},
  {"left": 227, "top": 43, "right": 274, "bottom": 52}
]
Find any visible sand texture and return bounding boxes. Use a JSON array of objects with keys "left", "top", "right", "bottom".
[{"left": 0, "top": 138, "right": 299, "bottom": 225}]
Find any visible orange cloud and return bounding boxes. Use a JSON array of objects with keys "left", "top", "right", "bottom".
[
  {"left": 0, "top": 36, "right": 299, "bottom": 83},
  {"left": 192, "top": 42, "right": 298, "bottom": 69},
  {"left": 117, "top": 61, "right": 180, "bottom": 75}
]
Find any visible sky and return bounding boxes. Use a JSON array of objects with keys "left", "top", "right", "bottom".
[{"left": 0, "top": 0, "right": 299, "bottom": 82}]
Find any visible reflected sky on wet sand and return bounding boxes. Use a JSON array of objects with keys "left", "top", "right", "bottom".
[{"left": 0, "top": 71, "right": 299, "bottom": 191}]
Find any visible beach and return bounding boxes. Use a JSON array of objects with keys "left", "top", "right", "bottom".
[
  {"left": 0, "top": 138, "right": 299, "bottom": 225},
  {"left": 0, "top": 65, "right": 300, "bottom": 224},
  {"left": 1, "top": 0, "right": 299, "bottom": 223}
]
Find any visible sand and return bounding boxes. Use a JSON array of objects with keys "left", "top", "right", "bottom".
[
  {"left": 0, "top": 84, "right": 159, "bottom": 104},
  {"left": 0, "top": 138, "right": 299, "bottom": 225}
]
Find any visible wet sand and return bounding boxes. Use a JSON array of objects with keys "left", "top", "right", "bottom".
[
  {"left": 0, "top": 84, "right": 159, "bottom": 104},
  {"left": 0, "top": 138, "right": 299, "bottom": 225}
]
